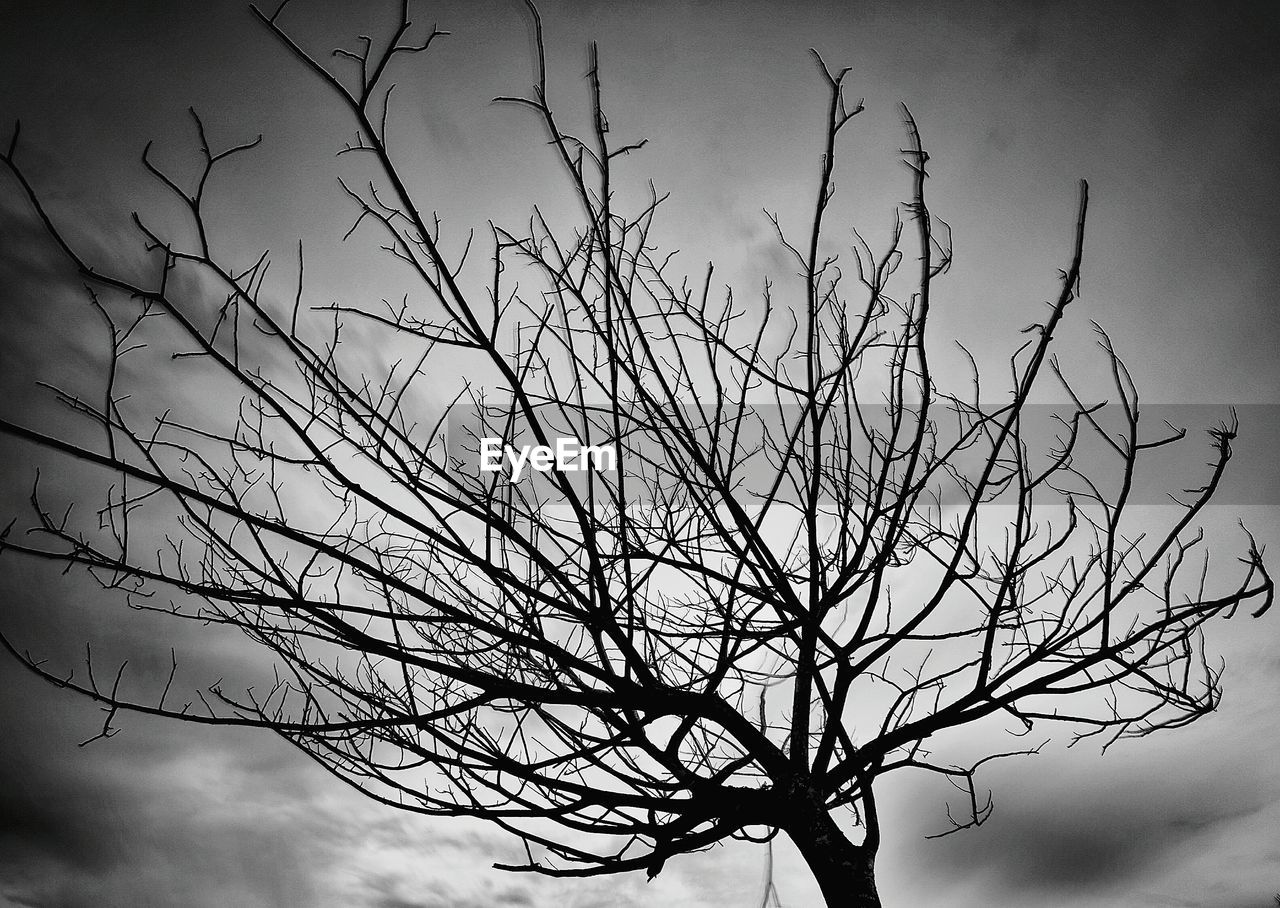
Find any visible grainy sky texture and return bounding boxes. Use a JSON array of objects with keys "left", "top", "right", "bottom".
[{"left": 1, "top": 2, "right": 1279, "bottom": 907}]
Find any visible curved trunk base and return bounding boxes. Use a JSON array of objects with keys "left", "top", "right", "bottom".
[{"left": 787, "top": 809, "right": 880, "bottom": 908}]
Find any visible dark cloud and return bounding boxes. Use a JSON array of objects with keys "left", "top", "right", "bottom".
[
  {"left": 950, "top": 795, "right": 1257, "bottom": 893},
  {"left": 895, "top": 744, "right": 1279, "bottom": 906},
  {"left": 0, "top": 654, "right": 324, "bottom": 906}
]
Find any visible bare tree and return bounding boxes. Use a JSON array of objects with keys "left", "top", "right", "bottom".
[{"left": 0, "top": 4, "right": 1272, "bottom": 906}]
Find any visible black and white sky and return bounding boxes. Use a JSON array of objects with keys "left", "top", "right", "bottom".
[{"left": 2, "top": 2, "right": 1279, "bottom": 906}]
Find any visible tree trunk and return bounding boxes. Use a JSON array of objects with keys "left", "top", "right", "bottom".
[{"left": 787, "top": 804, "right": 881, "bottom": 908}]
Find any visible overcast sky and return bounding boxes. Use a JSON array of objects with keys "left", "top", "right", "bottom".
[{"left": 2, "top": 2, "right": 1279, "bottom": 907}]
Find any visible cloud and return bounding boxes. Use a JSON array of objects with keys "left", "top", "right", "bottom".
[
  {"left": 0, "top": 665, "right": 324, "bottom": 907},
  {"left": 895, "top": 740, "right": 1280, "bottom": 907}
]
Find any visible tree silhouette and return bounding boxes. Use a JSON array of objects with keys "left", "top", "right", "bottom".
[{"left": 0, "top": 3, "right": 1272, "bottom": 906}]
